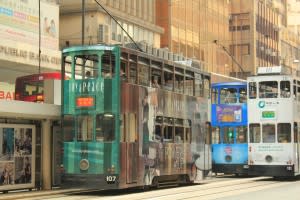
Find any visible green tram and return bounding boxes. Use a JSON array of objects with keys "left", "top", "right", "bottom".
[{"left": 61, "top": 45, "right": 211, "bottom": 189}]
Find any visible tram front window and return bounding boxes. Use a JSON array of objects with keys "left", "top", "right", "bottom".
[
  {"left": 96, "top": 113, "right": 115, "bottom": 142},
  {"left": 220, "top": 88, "right": 237, "bottom": 104},
  {"left": 223, "top": 127, "right": 234, "bottom": 144},
  {"left": 277, "top": 123, "right": 291, "bottom": 143},
  {"left": 262, "top": 124, "right": 275, "bottom": 143},
  {"left": 259, "top": 81, "right": 278, "bottom": 98},
  {"left": 77, "top": 115, "right": 93, "bottom": 141}
]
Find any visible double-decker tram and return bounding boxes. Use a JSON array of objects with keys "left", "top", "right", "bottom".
[
  {"left": 247, "top": 66, "right": 300, "bottom": 177},
  {"left": 211, "top": 82, "right": 248, "bottom": 175},
  {"left": 61, "top": 45, "right": 211, "bottom": 189}
]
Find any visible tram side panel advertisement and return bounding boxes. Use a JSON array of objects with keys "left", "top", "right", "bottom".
[{"left": 0, "top": 124, "right": 35, "bottom": 191}]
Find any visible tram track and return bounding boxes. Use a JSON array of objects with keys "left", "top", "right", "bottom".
[{"left": 4, "top": 176, "right": 295, "bottom": 200}]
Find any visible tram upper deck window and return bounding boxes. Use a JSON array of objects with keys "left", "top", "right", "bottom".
[
  {"left": 101, "top": 51, "right": 115, "bottom": 78},
  {"left": 249, "top": 123, "right": 260, "bottom": 143},
  {"left": 77, "top": 115, "right": 93, "bottom": 141},
  {"left": 223, "top": 127, "right": 234, "bottom": 144},
  {"left": 239, "top": 87, "right": 247, "bottom": 103},
  {"left": 212, "top": 127, "right": 220, "bottom": 144},
  {"left": 262, "top": 124, "right": 275, "bottom": 143},
  {"left": 249, "top": 82, "right": 257, "bottom": 99},
  {"left": 220, "top": 88, "right": 238, "bottom": 104},
  {"left": 151, "top": 62, "right": 162, "bottom": 88},
  {"left": 129, "top": 55, "right": 137, "bottom": 84},
  {"left": 74, "top": 54, "right": 99, "bottom": 80},
  {"left": 277, "top": 123, "right": 291, "bottom": 143},
  {"left": 259, "top": 81, "right": 278, "bottom": 98},
  {"left": 280, "top": 81, "right": 291, "bottom": 98},
  {"left": 138, "top": 57, "right": 150, "bottom": 86},
  {"left": 96, "top": 113, "right": 115, "bottom": 142}
]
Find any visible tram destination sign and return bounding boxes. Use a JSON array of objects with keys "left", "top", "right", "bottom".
[{"left": 261, "top": 110, "right": 275, "bottom": 119}]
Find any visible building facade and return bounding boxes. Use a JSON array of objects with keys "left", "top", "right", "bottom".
[
  {"left": 59, "top": 0, "right": 163, "bottom": 49},
  {"left": 156, "top": 0, "right": 231, "bottom": 75}
]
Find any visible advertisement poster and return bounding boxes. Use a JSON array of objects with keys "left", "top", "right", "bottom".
[
  {"left": 216, "top": 105, "right": 242, "bottom": 123},
  {"left": 0, "top": 124, "right": 35, "bottom": 190},
  {"left": 0, "top": 0, "right": 59, "bottom": 50}
]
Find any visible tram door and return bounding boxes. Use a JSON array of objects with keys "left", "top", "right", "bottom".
[{"left": 124, "top": 113, "right": 138, "bottom": 184}]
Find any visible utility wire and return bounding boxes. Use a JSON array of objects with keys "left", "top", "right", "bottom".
[
  {"left": 94, "top": 0, "right": 143, "bottom": 52},
  {"left": 213, "top": 40, "right": 245, "bottom": 73}
]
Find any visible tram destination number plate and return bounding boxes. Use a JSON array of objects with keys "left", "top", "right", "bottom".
[{"left": 105, "top": 175, "right": 118, "bottom": 184}]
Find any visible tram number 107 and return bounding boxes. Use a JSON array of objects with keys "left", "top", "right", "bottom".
[{"left": 106, "top": 175, "right": 117, "bottom": 184}]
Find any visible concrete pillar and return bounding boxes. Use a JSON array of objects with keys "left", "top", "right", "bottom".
[{"left": 42, "top": 119, "right": 51, "bottom": 190}]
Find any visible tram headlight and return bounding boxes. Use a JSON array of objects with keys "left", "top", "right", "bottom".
[{"left": 79, "top": 159, "right": 89, "bottom": 171}]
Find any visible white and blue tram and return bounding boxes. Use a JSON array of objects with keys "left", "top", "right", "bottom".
[{"left": 247, "top": 66, "right": 300, "bottom": 177}]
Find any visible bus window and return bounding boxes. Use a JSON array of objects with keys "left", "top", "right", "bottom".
[
  {"left": 77, "top": 115, "right": 93, "bottom": 141},
  {"left": 96, "top": 113, "right": 115, "bottom": 142},
  {"left": 249, "top": 82, "right": 257, "bottom": 99},
  {"left": 280, "top": 81, "right": 291, "bottom": 98},
  {"left": 277, "top": 123, "right": 291, "bottom": 143},
  {"left": 63, "top": 115, "right": 75, "bottom": 142},
  {"left": 259, "top": 81, "right": 278, "bottom": 98},
  {"left": 236, "top": 126, "right": 247, "bottom": 143},
  {"left": 262, "top": 124, "right": 275, "bottom": 143},
  {"left": 249, "top": 123, "right": 260, "bottom": 143},
  {"left": 212, "top": 127, "right": 220, "bottom": 144},
  {"left": 239, "top": 87, "right": 247, "bottom": 103},
  {"left": 223, "top": 127, "right": 234, "bottom": 144}
]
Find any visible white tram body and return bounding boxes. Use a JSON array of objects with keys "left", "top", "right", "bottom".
[{"left": 247, "top": 66, "right": 300, "bottom": 176}]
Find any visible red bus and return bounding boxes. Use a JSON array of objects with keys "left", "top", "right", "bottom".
[{"left": 15, "top": 72, "right": 62, "bottom": 102}]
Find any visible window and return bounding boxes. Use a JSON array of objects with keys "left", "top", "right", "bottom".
[
  {"left": 195, "top": 73, "right": 203, "bottom": 97},
  {"left": 129, "top": 55, "right": 137, "bottom": 84},
  {"left": 74, "top": 54, "right": 99, "bottom": 80},
  {"left": 184, "top": 70, "right": 194, "bottom": 96},
  {"left": 280, "top": 81, "right": 291, "bottom": 98},
  {"left": 151, "top": 61, "right": 162, "bottom": 88},
  {"left": 77, "top": 115, "right": 93, "bottom": 141},
  {"left": 175, "top": 67, "right": 184, "bottom": 93},
  {"left": 223, "top": 127, "right": 234, "bottom": 144},
  {"left": 163, "top": 117, "right": 173, "bottom": 142},
  {"left": 236, "top": 126, "right": 247, "bottom": 143},
  {"left": 277, "top": 123, "right": 291, "bottom": 143},
  {"left": 163, "top": 65, "right": 174, "bottom": 91},
  {"left": 174, "top": 118, "right": 184, "bottom": 143},
  {"left": 138, "top": 60, "right": 150, "bottom": 86},
  {"left": 220, "top": 88, "right": 238, "bottom": 104},
  {"left": 249, "top": 82, "right": 257, "bottom": 99},
  {"left": 294, "top": 122, "right": 298, "bottom": 144},
  {"left": 262, "top": 124, "right": 275, "bottom": 143},
  {"left": 259, "top": 81, "right": 278, "bottom": 98},
  {"left": 212, "top": 127, "right": 220, "bottom": 144},
  {"left": 95, "top": 113, "right": 115, "bottom": 142},
  {"left": 249, "top": 123, "right": 260, "bottom": 143},
  {"left": 239, "top": 87, "right": 247, "bottom": 103},
  {"left": 101, "top": 51, "right": 115, "bottom": 78},
  {"left": 153, "top": 116, "right": 163, "bottom": 141}
]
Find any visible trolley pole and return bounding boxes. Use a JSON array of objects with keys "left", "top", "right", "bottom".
[
  {"left": 42, "top": 119, "right": 51, "bottom": 190},
  {"left": 82, "top": 0, "right": 85, "bottom": 45}
]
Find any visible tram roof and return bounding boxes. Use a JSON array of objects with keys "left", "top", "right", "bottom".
[
  {"left": 211, "top": 81, "right": 247, "bottom": 88},
  {"left": 62, "top": 44, "right": 119, "bottom": 53}
]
